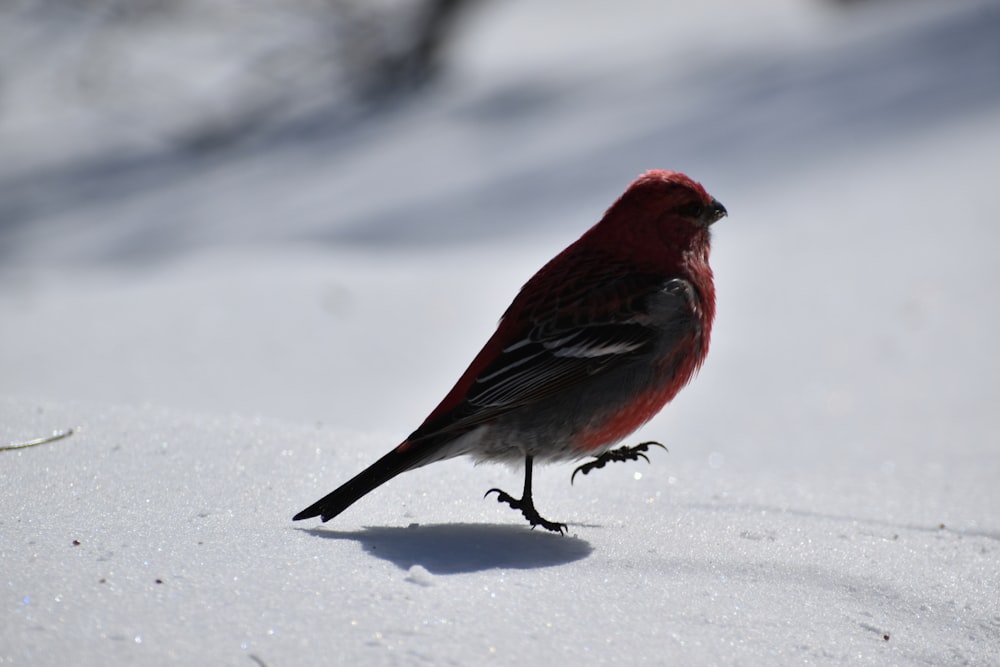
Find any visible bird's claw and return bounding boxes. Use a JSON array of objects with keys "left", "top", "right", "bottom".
[
  {"left": 485, "top": 488, "right": 567, "bottom": 534},
  {"left": 571, "top": 440, "right": 667, "bottom": 484},
  {"left": 484, "top": 487, "right": 515, "bottom": 505}
]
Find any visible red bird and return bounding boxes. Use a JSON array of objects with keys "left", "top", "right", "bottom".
[{"left": 294, "top": 170, "right": 727, "bottom": 533}]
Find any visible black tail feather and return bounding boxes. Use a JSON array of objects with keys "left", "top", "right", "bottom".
[{"left": 292, "top": 443, "right": 431, "bottom": 522}]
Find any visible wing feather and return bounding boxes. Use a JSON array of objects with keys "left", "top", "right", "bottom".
[{"left": 408, "top": 271, "right": 699, "bottom": 442}]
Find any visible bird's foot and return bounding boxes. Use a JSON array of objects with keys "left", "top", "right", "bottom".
[
  {"left": 484, "top": 488, "right": 567, "bottom": 534},
  {"left": 571, "top": 441, "right": 667, "bottom": 484}
]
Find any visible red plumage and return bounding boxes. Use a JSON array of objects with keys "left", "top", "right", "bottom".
[{"left": 294, "top": 169, "right": 726, "bottom": 532}]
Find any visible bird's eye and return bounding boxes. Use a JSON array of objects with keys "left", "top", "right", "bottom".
[{"left": 676, "top": 201, "right": 704, "bottom": 218}]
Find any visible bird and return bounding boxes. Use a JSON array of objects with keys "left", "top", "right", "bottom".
[{"left": 294, "top": 169, "right": 727, "bottom": 533}]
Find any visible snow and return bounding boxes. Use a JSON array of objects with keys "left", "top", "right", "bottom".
[{"left": 2, "top": 0, "right": 999, "bottom": 665}]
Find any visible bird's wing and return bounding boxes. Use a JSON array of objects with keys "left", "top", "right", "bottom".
[{"left": 408, "top": 271, "right": 699, "bottom": 441}]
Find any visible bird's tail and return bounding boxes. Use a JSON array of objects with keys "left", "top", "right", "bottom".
[{"left": 292, "top": 441, "right": 433, "bottom": 522}]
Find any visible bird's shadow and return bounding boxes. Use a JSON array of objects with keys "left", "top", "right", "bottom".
[{"left": 300, "top": 522, "right": 593, "bottom": 574}]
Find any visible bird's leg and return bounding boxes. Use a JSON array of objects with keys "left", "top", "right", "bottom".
[
  {"left": 485, "top": 455, "right": 567, "bottom": 534},
  {"left": 571, "top": 441, "right": 667, "bottom": 484}
]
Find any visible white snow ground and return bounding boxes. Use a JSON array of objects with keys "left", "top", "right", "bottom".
[{"left": 2, "top": 1, "right": 999, "bottom": 665}]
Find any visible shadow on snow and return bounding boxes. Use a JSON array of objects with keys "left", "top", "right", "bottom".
[{"left": 299, "top": 522, "right": 593, "bottom": 574}]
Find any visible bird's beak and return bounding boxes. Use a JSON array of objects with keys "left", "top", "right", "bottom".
[{"left": 706, "top": 198, "right": 728, "bottom": 225}]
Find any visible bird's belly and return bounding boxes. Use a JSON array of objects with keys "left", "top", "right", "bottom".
[{"left": 467, "top": 361, "right": 682, "bottom": 465}]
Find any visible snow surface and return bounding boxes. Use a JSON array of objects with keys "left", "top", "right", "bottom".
[{"left": 2, "top": 0, "right": 1000, "bottom": 665}]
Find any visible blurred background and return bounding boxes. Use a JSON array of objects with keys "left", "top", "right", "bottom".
[
  {"left": 2, "top": 0, "right": 997, "bottom": 263},
  {"left": 2, "top": 0, "right": 999, "bottom": 466}
]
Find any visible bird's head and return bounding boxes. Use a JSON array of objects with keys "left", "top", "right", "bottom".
[
  {"left": 590, "top": 170, "right": 726, "bottom": 270},
  {"left": 625, "top": 170, "right": 727, "bottom": 229}
]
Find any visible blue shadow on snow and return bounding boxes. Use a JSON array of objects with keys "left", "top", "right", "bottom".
[{"left": 300, "top": 522, "right": 593, "bottom": 574}]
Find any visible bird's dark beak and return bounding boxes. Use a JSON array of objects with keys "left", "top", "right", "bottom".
[{"left": 705, "top": 198, "right": 727, "bottom": 225}]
